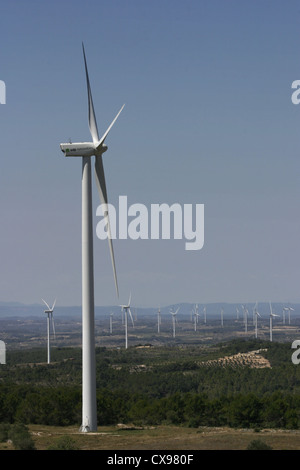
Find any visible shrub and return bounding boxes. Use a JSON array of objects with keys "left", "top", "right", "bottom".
[
  {"left": 0, "top": 423, "right": 10, "bottom": 442},
  {"left": 8, "top": 423, "right": 35, "bottom": 450},
  {"left": 247, "top": 439, "right": 273, "bottom": 450},
  {"left": 47, "top": 435, "right": 79, "bottom": 450}
]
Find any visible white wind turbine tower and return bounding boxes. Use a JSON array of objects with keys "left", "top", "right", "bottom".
[
  {"left": 220, "top": 307, "right": 224, "bottom": 327},
  {"left": 109, "top": 312, "right": 114, "bottom": 334},
  {"left": 194, "top": 306, "right": 200, "bottom": 331},
  {"left": 195, "top": 304, "right": 199, "bottom": 323},
  {"left": 157, "top": 307, "right": 161, "bottom": 334},
  {"left": 242, "top": 305, "right": 248, "bottom": 333},
  {"left": 42, "top": 299, "right": 56, "bottom": 364},
  {"left": 170, "top": 307, "right": 179, "bottom": 338},
  {"left": 120, "top": 294, "right": 134, "bottom": 349},
  {"left": 282, "top": 307, "right": 288, "bottom": 325},
  {"left": 60, "top": 44, "right": 124, "bottom": 433},
  {"left": 254, "top": 305, "right": 261, "bottom": 339},
  {"left": 269, "top": 302, "right": 280, "bottom": 342},
  {"left": 252, "top": 302, "right": 258, "bottom": 325},
  {"left": 203, "top": 306, "right": 207, "bottom": 324},
  {"left": 288, "top": 307, "right": 295, "bottom": 325}
]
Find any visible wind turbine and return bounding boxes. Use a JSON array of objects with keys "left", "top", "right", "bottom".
[
  {"left": 109, "top": 312, "right": 114, "bottom": 334},
  {"left": 42, "top": 299, "right": 56, "bottom": 364},
  {"left": 269, "top": 302, "right": 279, "bottom": 342},
  {"left": 170, "top": 307, "right": 179, "bottom": 338},
  {"left": 193, "top": 305, "right": 200, "bottom": 331},
  {"left": 195, "top": 304, "right": 199, "bottom": 323},
  {"left": 282, "top": 307, "right": 288, "bottom": 325},
  {"left": 242, "top": 305, "right": 248, "bottom": 333},
  {"left": 157, "top": 307, "right": 161, "bottom": 334},
  {"left": 120, "top": 294, "right": 134, "bottom": 349},
  {"left": 203, "top": 306, "right": 207, "bottom": 324},
  {"left": 254, "top": 305, "right": 261, "bottom": 339},
  {"left": 252, "top": 302, "right": 258, "bottom": 325},
  {"left": 288, "top": 307, "right": 295, "bottom": 325},
  {"left": 220, "top": 307, "right": 224, "bottom": 327},
  {"left": 60, "top": 44, "right": 124, "bottom": 433}
]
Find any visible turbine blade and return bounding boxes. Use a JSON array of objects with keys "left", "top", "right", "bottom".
[
  {"left": 51, "top": 298, "right": 57, "bottom": 311},
  {"left": 42, "top": 299, "right": 51, "bottom": 310},
  {"left": 97, "top": 104, "right": 125, "bottom": 148},
  {"left": 94, "top": 155, "right": 119, "bottom": 298},
  {"left": 51, "top": 313, "right": 56, "bottom": 339},
  {"left": 128, "top": 308, "right": 134, "bottom": 327},
  {"left": 269, "top": 301, "right": 273, "bottom": 315},
  {"left": 128, "top": 292, "right": 131, "bottom": 307},
  {"left": 82, "top": 43, "right": 99, "bottom": 144}
]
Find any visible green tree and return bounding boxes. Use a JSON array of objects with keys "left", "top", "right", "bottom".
[
  {"left": 9, "top": 423, "right": 35, "bottom": 450},
  {"left": 247, "top": 439, "right": 273, "bottom": 450}
]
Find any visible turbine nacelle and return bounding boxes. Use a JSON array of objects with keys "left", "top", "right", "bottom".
[
  {"left": 60, "top": 142, "right": 108, "bottom": 157},
  {"left": 170, "top": 307, "right": 179, "bottom": 316},
  {"left": 42, "top": 298, "right": 56, "bottom": 314}
]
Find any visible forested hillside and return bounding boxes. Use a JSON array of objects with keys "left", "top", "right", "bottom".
[{"left": 1, "top": 339, "right": 300, "bottom": 429}]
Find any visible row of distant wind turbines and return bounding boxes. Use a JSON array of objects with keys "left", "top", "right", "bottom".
[
  {"left": 42, "top": 298, "right": 296, "bottom": 364},
  {"left": 162, "top": 302, "right": 295, "bottom": 342},
  {"left": 107, "top": 300, "right": 296, "bottom": 347},
  {"left": 42, "top": 293, "right": 134, "bottom": 363},
  {"left": 239, "top": 302, "right": 295, "bottom": 342},
  {"left": 190, "top": 302, "right": 295, "bottom": 342}
]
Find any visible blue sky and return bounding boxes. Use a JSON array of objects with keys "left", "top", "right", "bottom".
[{"left": 0, "top": 0, "right": 299, "bottom": 307}]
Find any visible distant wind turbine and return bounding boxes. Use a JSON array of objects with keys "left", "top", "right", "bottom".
[
  {"left": 242, "top": 305, "right": 249, "bottom": 333},
  {"left": 193, "top": 306, "right": 200, "bottom": 331},
  {"left": 170, "top": 307, "right": 179, "bottom": 338},
  {"left": 252, "top": 302, "right": 258, "bottom": 325},
  {"left": 254, "top": 305, "right": 261, "bottom": 339},
  {"left": 220, "top": 307, "right": 224, "bottom": 327},
  {"left": 282, "top": 307, "right": 288, "bottom": 325},
  {"left": 60, "top": 44, "right": 124, "bottom": 433},
  {"left": 109, "top": 312, "right": 114, "bottom": 334},
  {"left": 195, "top": 304, "right": 199, "bottom": 322},
  {"left": 288, "top": 307, "right": 295, "bottom": 325},
  {"left": 120, "top": 294, "right": 134, "bottom": 349},
  {"left": 269, "top": 302, "right": 280, "bottom": 342},
  {"left": 42, "top": 299, "right": 56, "bottom": 364},
  {"left": 203, "top": 306, "right": 207, "bottom": 324},
  {"left": 157, "top": 307, "right": 161, "bottom": 334}
]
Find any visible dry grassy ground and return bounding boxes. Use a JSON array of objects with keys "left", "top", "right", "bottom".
[{"left": 1, "top": 424, "right": 300, "bottom": 450}]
